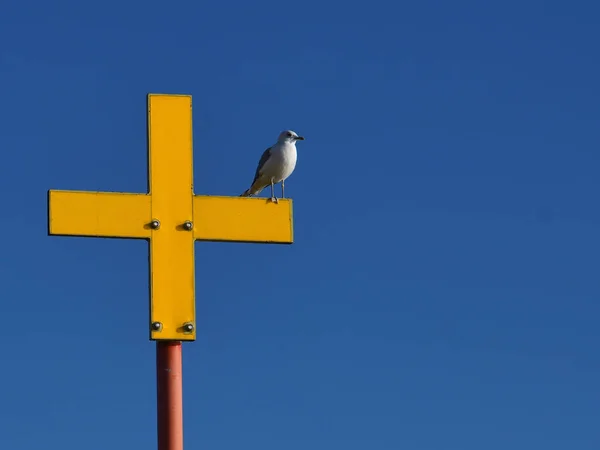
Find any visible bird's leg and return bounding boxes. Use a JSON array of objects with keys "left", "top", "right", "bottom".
[
  {"left": 281, "top": 180, "right": 285, "bottom": 198},
  {"left": 270, "top": 179, "right": 278, "bottom": 203}
]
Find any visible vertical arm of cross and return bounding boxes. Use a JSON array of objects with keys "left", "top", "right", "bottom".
[{"left": 147, "top": 94, "right": 196, "bottom": 341}]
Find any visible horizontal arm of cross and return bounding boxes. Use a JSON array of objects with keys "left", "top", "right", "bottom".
[
  {"left": 48, "top": 190, "right": 293, "bottom": 243},
  {"left": 48, "top": 191, "right": 152, "bottom": 238}
]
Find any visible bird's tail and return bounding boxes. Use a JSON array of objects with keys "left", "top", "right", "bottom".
[{"left": 240, "top": 181, "right": 266, "bottom": 197}]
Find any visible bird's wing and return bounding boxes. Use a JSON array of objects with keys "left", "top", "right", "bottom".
[{"left": 251, "top": 146, "right": 273, "bottom": 185}]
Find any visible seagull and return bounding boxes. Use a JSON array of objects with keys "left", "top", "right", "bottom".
[{"left": 240, "top": 130, "right": 305, "bottom": 203}]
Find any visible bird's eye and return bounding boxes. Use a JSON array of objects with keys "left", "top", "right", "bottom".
[{"left": 286, "top": 132, "right": 293, "bottom": 137}]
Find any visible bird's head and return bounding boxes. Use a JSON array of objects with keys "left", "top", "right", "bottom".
[{"left": 278, "top": 130, "right": 305, "bottom": 144}]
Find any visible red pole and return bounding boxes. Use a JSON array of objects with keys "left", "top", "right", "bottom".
[{"left": 157, "top": 341, "right": 184, "bottom": 450}]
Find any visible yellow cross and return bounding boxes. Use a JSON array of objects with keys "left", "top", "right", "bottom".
[{"left": 47, "top": 94, "right": 294, "bottom": 341}]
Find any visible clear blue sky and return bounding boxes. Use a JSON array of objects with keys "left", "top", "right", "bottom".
[{"left": 1, "top": 1, "right": 599, "bottom": 449}]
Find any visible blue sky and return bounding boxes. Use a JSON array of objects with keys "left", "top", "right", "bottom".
[{"left": 1, "top": 1, "right": 599, "bottom": 448}]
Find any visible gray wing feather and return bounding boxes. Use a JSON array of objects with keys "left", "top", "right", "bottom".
[{"left": 251, "top": 147, "right": 272, "bottom": 185}]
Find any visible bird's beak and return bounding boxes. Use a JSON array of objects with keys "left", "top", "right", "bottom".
[{"left": 295, "top": 136, "right": 305, "bottom": 141}]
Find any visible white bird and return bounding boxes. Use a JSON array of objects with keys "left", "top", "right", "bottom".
[{"left": 240, "top": 130, "right": 305, "bottom": 203}]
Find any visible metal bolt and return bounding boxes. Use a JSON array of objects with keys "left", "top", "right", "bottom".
[
  {"left": 151, "top": 321, "right": 162, "bottom": 331},
  {"left": 150, "top": 219, "right": 160, "bottom": 230},
  {"left": 183, "top": 322, "right": 194, "bottom": 332},
  {"left": 182, "top": 221, "right": 193, "bottom": 231}
]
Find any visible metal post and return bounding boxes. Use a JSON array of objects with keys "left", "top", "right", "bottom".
[{"left": 157, "top": 341, "right": 184, "bottom": 450}]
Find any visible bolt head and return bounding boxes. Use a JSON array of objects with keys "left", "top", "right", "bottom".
[
  {"left": 151, "top": 321, "right": 162, "bottom": 331},
  {"left": 183, "top": 221, "right": 193, "bottom": 231},
  {"left": 150, "top": 219, "right": 160, "bottom": 230},
  {"left": 183, "top": 323, "right": 194, "bottom": 332}
]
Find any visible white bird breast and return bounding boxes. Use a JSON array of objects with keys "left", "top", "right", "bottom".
[{"left": 262, "top": 143, "right": 298, "bottom": 183}]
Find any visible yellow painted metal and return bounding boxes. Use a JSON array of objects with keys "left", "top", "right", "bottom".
[
  {"left": 147, "top": 94, "right": 196, "bottom": 341},
  {"left": 48, "top": 190, "right": 151, "bottom": 238},
  {"left": 47, "top": 93, "right": 295, "bottom": 342},
  {"left": 193, "top": 196, "right": 293, "bottom": 243}
]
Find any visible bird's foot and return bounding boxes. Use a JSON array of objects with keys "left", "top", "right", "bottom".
[{"left": 270, "top": 196, "right": 279, "bottom": 204}]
